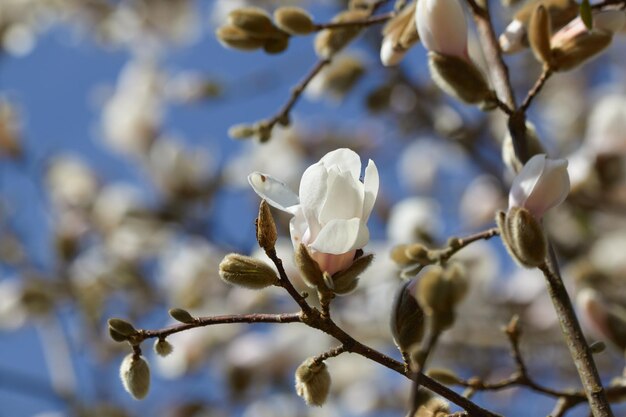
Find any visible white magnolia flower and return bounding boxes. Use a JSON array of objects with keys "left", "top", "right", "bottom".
[
  {"left": 248, "top": 148, "right": 379, "bottom": 275},
  {"left": 415, "top": 0, "right": 468, "bottom": 58},
  {"left": 509, "top": 154, "right": 570, "bottom": 219}
]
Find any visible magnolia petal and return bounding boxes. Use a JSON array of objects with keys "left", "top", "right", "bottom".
[
  {"left": 248, "top": 172, "right": 299, "bottom": 212},
  {"left": 310, "top": 218, "right": 369, "bottom": 254},
  {"left": 509, "top": 154, "right": 546, "bottom": 209},
  {"left": 319, "top": 148, "right": 361, "bottom": 178},
  {"left": 319, "top": 167, "right": 364, "bottom": 224},
  {"left": 299, "top": 163, "right": 328, "bottom": 238},
  {"left": 289, "top": 207, "right": 309, "bottom": 248},
  {"left": 362, "top": 159, "right": 379, "bottom": 221}
]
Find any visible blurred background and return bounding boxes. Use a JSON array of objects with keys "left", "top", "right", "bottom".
[{"left": 1, "top": 0, "right": 626, "bottom": 416}]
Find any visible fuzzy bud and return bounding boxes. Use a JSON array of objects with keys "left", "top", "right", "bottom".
[
  {"left": 417, "top": 264, "right": 468, "bottom": 331},
  {"left": 108, "top": 318, "right": 137, "bottom": 338},
  {"left": 414, "top": 396, "right": 451, "bottom": 417},
  {"left": 154, "top": 338, "right": 173, "bottom": 357},
  {"left": 497, "top": 207, "right": 547, "bottom": 268},
  {"left": 390, "top": 279, "right": 425, "bottom": 352},
  {"left": 219, "top": 254, "right": 279, "bottom": 289},
  {"left": 228, "top": 7, "right": 275, "bottom": 38},
  {"left": 314, "top": 10, "right": 369, "bottom": 58},
  {"left": 168, "top": 308, "right": 196, "bottom": 324},
  {"left": 428, "top": 52, "right": 494, "bottom": 105},
  {"left": 295, "top": 243, "right": 326, "bottom": 289},
  {"left": 391, "top": 244, "right": 413, "bottom": 266},
  {"left": 327, "top": 253, "right": 373, "bottom": 295},
  {"left": 295, "top": 358, "right": 332, "bottom": 406},
  {"left": 216, "top": 25, "right": 265, "bottom": 51},
  {"left": 551, "top": 30, "right": 612, "bottom": 71},
  {"left": 119, "top": 354, "right": 151, "bottom": 400},
  {"left": 426, "top": 368, "right": 463, "bottom": 385},
  {"left": 228, "top": 124, "right": 256, "bottom": 140},
  {"left": 380, "top": 2, "right": 418, "bottom": 66},
  {"left": 263, "top": 34, "right": 290, "bottom": 54},
  {"left": 274, "top": 7, "right": 315, "bottom": 35},
  {"left": 528, "top": 5, "right": 553, "bottom": 66},
  {"left": 256, "top": 200, "right": 278, "bottom": 251}
]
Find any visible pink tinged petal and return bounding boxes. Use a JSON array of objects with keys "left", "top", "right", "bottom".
[
  {"left": 310, "top": 218, "right": 370, "bottom": 255},
  {"left": 299, "top": 163, "right": 328, "bottom": 239},
  {"left": 319, "top": 167, "right": 364, "bottom": 224},
  {"left": 248, "top": 172, "right": 299, "bottom": 212},
  {"left": 509, "top": 154, "right": 570, "bottom": 219},
  {"left": 593, "top": 10, "right": 626, "bottom": 33},
  {"left": 319, "top": 148, "right": 362, "bottom": 178},
  {"left": 416, "top": 0, "right": 468, "bottom": 57},
  {"left": 362, "top": 159, "right": 379, "bottom": 221},
  {"left": 311, "top": 250, "right": 357, "bottom": 275}
]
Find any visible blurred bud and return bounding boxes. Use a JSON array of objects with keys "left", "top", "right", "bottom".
[
  {"left": 504, "top": 314, "right": 522, "bottom": 343},
  {"left": 274, "top": 7, "right": 315, "bottom": 35},
  {"left": 228, "top": 7, "right": 275, "bottom": 37},
  {"left": 426, "top": 368, "right": 463, "bottom": 385},
  {"left": 428, "top": 52, "right": 494, "bottom": 105},
  {"left": 307, "top": 56, "right": 365, "bottom": 101},
  {"left": 119, "top": 354, "right": 151, "bottom": 400},
  {"left": 380, "top": 2, "right": 418, "bottom": 66},
  {"left": 417, "top": 264, "right": 468, "bottom": 331},
  {"left": 496, "top": 207, "right": 547, "bottom": 268},
  {"left": 228, "top": 124, "right": 256, "bottom": 140},
  {"left": 314, "top": 10, "right": 369, "bottom": 58},
  {"left": 390, "top": 279, "right": 425, "bottom": 352},
  {"left": 154, "top": 338, "right": 174, "bottom": 357},
  {"left": 391, "top": 244, "right": 413, "bottom": 266},
  {"left": 216, "top": 25, "right": 265, "bottom": 51},
  {"left": 405, "top": 243, "right": 432, "bottom": 264},
  {"left": 414, "top": 396, "right": 450, "bottom": 417},
  {"left": 108, "top": 318, "right": 137, "bottom": 337},
  {"left": 219, "top": 253, "right": 279, "bottom": 289},
  {"left": 589, "top": 340, "right": 606, "bottom": 354},
  {"left": 326, "top": 253, "right": 373, "bottom": 294},
  {"left": 295, "top": 358, "right": 331, "bottom": 407},
  {"left": 168, "top": 308, "right": 196, "bottom": 324},
  {"left": 295, "top": 243, "right": 326, "bottom": 288},
  {"left": 502, "top": 122, "right": 545, "bottom": 174},
  {"left": 263, "top": 34, "right": 290, "bottom": 54},
  {"left": 415, "top": 0, "right": 468, "bottom": 58},
  {"left": 528, "top": 5, "right": 553, "bottom": 66},
  {"left": 256, "top": 200, "right": 278, "bottom": 251}
]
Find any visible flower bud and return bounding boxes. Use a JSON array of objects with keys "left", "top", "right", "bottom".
[
  {"left": 263, "top": 34, "right": 290, "bottom": 54},
  {"left": 216, "top": 25, "right": 264, "bottom": 51},
  {"left": 426, "top": 368, "right": 463, "bottom": 385},
  {"left": 256, "top": 200, "right": 278, "bottom": 251},
  {"left": 496, "top": 207, "right": 547, "bottom": 268},
  {"left": 295, "top": 358, "right": 331, "bottom": 406},
  {"left": 414, "top": 396, "right": 450, "bottom": 417},
  {"left": 380, "top": 2, "right": 418, "bottom": 66},
  {"left": 108, "top": 318, "right": 137, "bottom": 339},
  {"left": 528, "top": 5, "right": 553, "bottom": 66},
  {"left": 314, "top": 10, "right": 369, "bottom": 58},
  {"left": 219, "top": 254, "right": 279, "bottom": 289},
  {"left": 417, "top": 264, "right": 467, "bottom": 331},
  {"left": 274, "top": 7, "right": 315, "bottom": 35},
  {"left": 428, "top": 52, "right": 494, "bottom": 105},
  {"left": 228, "top": 7, "right": 275, "bottom": 38},
  {"left": 390, "top": 279, "right": 425, "bottom": 352},
  {"left": 551, "top": 29, "right": 612, "bottom": 71},
  {"left": 415, "top": 0, "right": 468, "bottom": 58},
  {"left": 168, "top": 308, "right": 196, "bottom": 324},
  {"left": 228, "top": 123, "right": 255, "bottom": 140},
  {"left": 391, "top": 244, "right": 413, "bottom": 266},
  {"left": 154, "top": 338, "right": 173, "bottom": 357},
  {"left": 119, "top": 354, "right": 150, "bottom": 400},
  {"left": 295, "top": 243, "right": 326, "bottom": 288}
]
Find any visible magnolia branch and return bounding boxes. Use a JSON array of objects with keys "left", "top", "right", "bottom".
[
  {"left": 521, "top": 67, "right": 553, "bottom": 112},
  {"left": 313, "top": 12, "right": 394, "bottom": 30},
  {"left": 438, "top": 227, "right": 500, "bottom": 263}
]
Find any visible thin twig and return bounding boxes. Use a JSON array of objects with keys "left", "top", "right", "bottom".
[
  {"left": 312, "top": 344, "right": 348, "bottom": 365},
  {"left": 521, "top": 67, "right": 553, "bottom": 112},
  {"left": 438, "top": 227, "right": 500, "bottom": 263},
  {"left": 266, "top": 247, "right": 312, "bottom": 313},
  {"left": 313, "top": 12, "right": 394, "bottom": 30}
]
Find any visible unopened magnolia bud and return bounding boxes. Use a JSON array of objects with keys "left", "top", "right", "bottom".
[
  {"left": 274, "top": 7, "right": 315, "bottom": 35},
  {"left": 315, "top": 56, "right": 365, "bottom": 99},
  {"left": 328, "top": 253, "right": 373, "bottom": 295},
  {"left": 263, "top": 34, "right": 290, "bottom": 54},
  {"left": 154, "top": 338, "right": 173, "bottom": 357},
  {"left": 256, "top": 200, "right": 278, "bottom": 251},
  {"left": 295, "top": 358, "right": 331, "bottom": 407},
  {"left": 216, "top": 25, "right": 264, "bottom": 51},
  {"left": 168, "top": 308, "right": 196, "bottom": 324},
  {"left": 428, "top": 52, "right": 494, "bottom": 105},
  {"left": 228, "top": 124, "right": 255, "bottom": 140},
  {"left": 219, "top": 253, "right": 279, "bottom": 289},
  {"left": 528, "top": 5, "right": 553, "bottom": 66},
  {"left": 497, "top": 207, "right": 547, "bottom": 268},
  {"left": 417, "top": 264, "right": 467, "bottom": 331},
  {"left": 426, "top": 368, "right": 463, "bottom": 386},
  {"left": 552, "top": 30, "right": 612, "bottom": 71},
  {"left": 314, "top": 10, "right": 369, "bottom": 58},
  {"left": 504, "top": 314, "right": 522, "bottom": 342},
  {"left": 228, "top": 7, "right": 275, "bottom": 37},
  {"left": 108, "top": 318, "right": 137, "bottom": 338},
  {"left": 405, "top": 243, "right": 431, "bottom": 264},
  {"left": 380, "top": 2, "right": 418, "bottom": 66},
  {"left": 119, "top": 354, "right": 151, "bottom": 400},
  {"left": 295, "top": 243, "right": 325, "bottom": 288},
  {"left": 390, "top": 280, "right": 425, "bottom": 352},
  {"left": 391, "top": 244, "right": 413, "bottom": 265}
]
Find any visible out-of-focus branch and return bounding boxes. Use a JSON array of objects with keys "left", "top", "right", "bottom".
[
  {"left": 313, "top": 12, "right": 394, "bottom": 30},
  {"left": 521, "top": 67, "right": 553, "bottom": 112}
]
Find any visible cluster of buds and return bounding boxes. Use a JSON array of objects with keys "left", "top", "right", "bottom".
[
  {"left": 509, "top": 2, "right": 625, "bottom": 70},
  {"left": 414, "top": 0, "right": 496, "bottom": 106},
  {"left": 295, "top": 357, "right": 332, "bottom": 406},
  {"left": 379, "top": 2, "right": 419, "bottom": 66},
  {"left": 216, "top": 7, "right": 291, "bottom": 54},
  {"left": 497, "top": 154, "right": 570, "bottom": 267}
]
